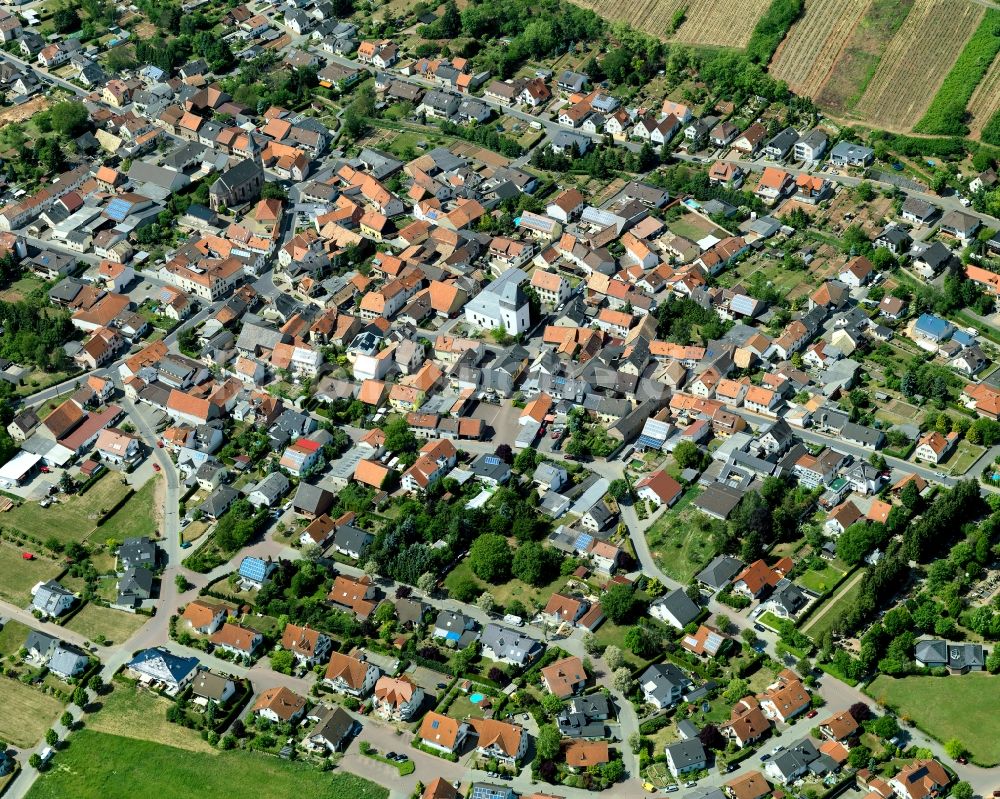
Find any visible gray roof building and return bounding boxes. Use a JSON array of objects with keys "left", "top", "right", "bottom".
[
  {"left": 696, "top": 555, "right": 744, "bottom": 590},
  {"left": 480, "top": 623, "right": 544, "bottom": 667}
]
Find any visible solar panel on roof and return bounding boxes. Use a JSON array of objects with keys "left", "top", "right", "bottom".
[
  {"left": 574, "top": 533, "right": 593, "bottom": 550},
  {"left": 484, "top": 455, "right": 500, "bottom": 465},
  {"left": 105, "top": 198, "right": 132, "bottom": 222}
]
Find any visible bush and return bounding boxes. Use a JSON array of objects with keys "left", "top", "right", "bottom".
[{"left": 745, "top": 0, "right": 804, "bottom": 64}]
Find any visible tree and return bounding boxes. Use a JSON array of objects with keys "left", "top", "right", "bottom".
[
  {"left": 628, "top": 731, "right": 642, "bottom": 754},
  {"left": 72, "top": 685, "right": 87, "bottom": 708},
  {"left": 604, "top": 645, "right": 626, "bottom": 671},
  {"left": 476, "top": 591, "right": 495, "bottom": 613},
  {"left": 49, "top": 101, "right": 89, "bottom": 136},
  {"left": 944, "top": 738, "right": 967, "bottom": 760},
  {"left": 270, "top": 649, "right": 294, "bottom": 675},
  {"left": 608, "top": 478, "right": 631, "bottom": 501},
  {"left": 45, "top": 729, "right": 58, "bottom": 747},
  {"left": 951, "top": 782, "right": 973, "bottom": 799},
  {"left": 512, "top": 541, "right": 555, "bottom": 586},
  {"left": 612, "top": 667, "right": 635, "bottom": 695},
  {"left": 28, "top": 753, "right": 41, "bottom": 769},
  {"left": 60, "top": 711, "right": 73, "bottom": 729},
  {"left": 714, "top": 614, "right": 731, "bottom": 633},
  {"left": 601, "top": 759, "right": 625, "bottom": 784},
  {"left": 260, "top": 182, "right": 288, "bottom": 200},
  {"left": 468, "top": 534, "right": 512, "bottom": 582},
  {"left": 741, "top": 628, "right": 757, "bottom": 646},
  {"left": 175, "top": 574, "right": 190, "bottom": 592},
  {"left": 417, "top": 572, "right": 437, "bottom": 594},
  {"left": 673, "top": 440, "right": 703, "bottom": 470},
  {"left": 513, "top": 447, "right": 539, "bottom": 473},
  {"left": 601, "top": 582, "right": 636, "bottom": 624},
  {"left": 871, "top": 714, "right": 900, "bottom": 740},
  {"left": 698, "top": 723, "right": 725, "bottom": 751},
  {"left": 541, "top": 693, "right": 564, "bottom": 716},
  {"left": 449, "top": 575, "right": 481, "bottom": 603},
  {"left": 536, "top": 724, "right": 561, "bottom": 760},
  {"left": 88, "top": 675, "right": 103, "bottom": 693},
  {"left": 722, "top": 677, "right": 749, "bottom": 704},
  {"left": 848, "top": 702, "right": 871, "bottom": 723},
  {"left": 583, "top": 633, "right": 604, "bottom": 657}
]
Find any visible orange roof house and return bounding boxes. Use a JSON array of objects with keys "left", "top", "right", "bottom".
[
  {"left": 564, "top": 741, "right": 610, "bottom": 769},
  {"left": 326, "top": 574, "right": 378, "bottom": 619},
  {"left": 541, "top": 655, "right": 587, "bottom": 698},
  {"left": 419, "top": 712, "right": 467, "bottom": 753},
  {"left": 726, "top": 770, "right": 772, "bottom": 799},
  {"left": 354, "top": 458, "right": 391, "bottom": 489},
  {"left": 253, "top": 686, "right": 307, "bottom": 721}
]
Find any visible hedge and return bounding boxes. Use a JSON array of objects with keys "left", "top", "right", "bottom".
[
  {"left": 95, "top": 489, "right": 135, "bottom": 526},
  {"left": 746, "top": 0, "right": 804, "bottom": 64}
]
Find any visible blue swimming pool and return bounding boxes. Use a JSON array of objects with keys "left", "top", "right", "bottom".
[{"left": 469, "top": 692, "right": 485, "bottom": 704}]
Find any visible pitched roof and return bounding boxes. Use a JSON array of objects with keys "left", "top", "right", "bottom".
[
  {"left": 541, "top": 655, "right": 586, "bottom": 698},
  {"left": 470, "top": 717, "right": 524, "bottom": 757},
  {"left": 181, "top": 599, "right": 226, "bottom": 628},
  {"left": 564, "top": 741, "right": 610, "bottom": 768},
  {"left": 419, "top": 711, "right": 464, "bottom": 749},
  {"left": 324, "top": 651, "right": 372, "bottom": 689},
  {"left": 253, "top": 686, "right": 306, "bottom": 720},
  {"left": 374, "top": 674, "right": 419, "bottom": 707}
]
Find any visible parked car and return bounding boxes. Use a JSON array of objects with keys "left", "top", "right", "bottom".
[
  {"left": 754, "top": 623, "right": 766, "bottom": 632},
  {"left": 806, "top": 709, "right": 818, "bottom": 719},
  {"left": 685, "top": 781, "right": 697, "bottom": 788},
  {"left": 153, "top": 463, "right": 161, "bottom": 472},
  {"left": 759, "top": 754, "right": 771, "bottom": 762}
]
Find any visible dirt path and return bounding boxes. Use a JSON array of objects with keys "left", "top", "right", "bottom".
[{"left": 802, "top": 568, "right": 865, "bottom": 635}]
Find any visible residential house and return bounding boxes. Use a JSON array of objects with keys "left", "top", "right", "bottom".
[{"left": 324, "top": 651, "right": 379, "bottom": 696}]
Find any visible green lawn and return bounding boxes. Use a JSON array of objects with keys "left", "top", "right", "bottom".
[
  {"left": 645, "top": 495, "right": 721, "bottom": 583},
  {"left": 0, "top": 618, "right": 31, "bottom": 657},
  {"left": 0, "top": 541, "right": 64, "bottom": 605},
  {"left": 64, "top": 603, "right": 149, "bottom": 646},
  {"left": 26, "top": 731, "right": 389, "bottom": 799},
  {"left": 796, "top": 561, "right": 847, "bottom": 595},
  {"left": 97, "top": 477, "right": 160, "bottom": 544},
  {"left": 4, "top": 473, "right": 133, "bottom": 545},
  {"left": 867, "top": 673, "right": 1000, "bottom": 766},
  {"left": 801, "top": 569, "right": 866, "bottom": 642},
  {"left": 443, "top": 560, "right": 566, "bottom": 614}
]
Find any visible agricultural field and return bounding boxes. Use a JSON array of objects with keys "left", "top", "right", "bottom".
[
  {"left": 914, "top": 9, "right": 1000, "bottom": 135},
  {"left": 968, "top": 51, "right": 1000, "bottom": 138},
  {"left": 0, "top": 677, "right": 65, "bottom": 748},
  {"left": 26, "top": 731, "right": 389, "bottom": 799},
  {"left": 571, "top": 0, "right": 771, "bottom": 48},
  {"left": 0, "top": 541, "right": 64, "bottom": 606},
  {"left": 769, "top": 0, "right": 870, "bottom": 98},
  {"left": 867, "top": 673, "right": 1000, "bottom": 765},
  {"left": 852, "top": 0, "right": 982, "bottom": 131},
  {"left": 64, "top": 603, "right": 149, "bottom": 646},
  {"left": 814, "top": 0, "right": 915, "bottom": 115}
]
